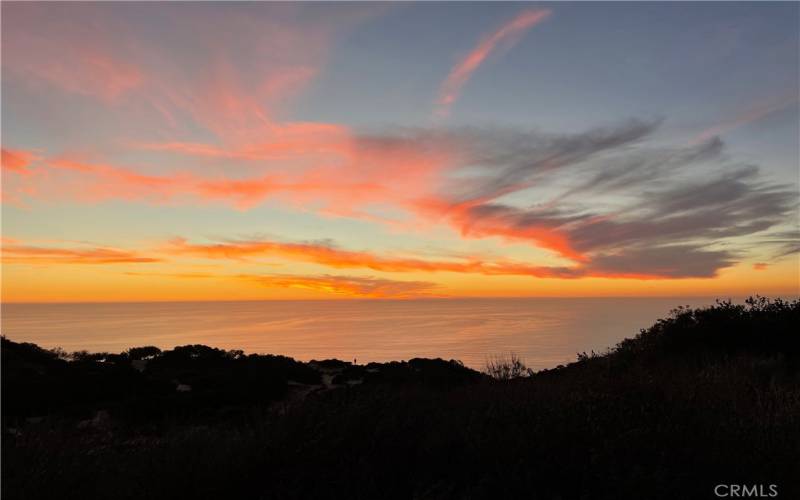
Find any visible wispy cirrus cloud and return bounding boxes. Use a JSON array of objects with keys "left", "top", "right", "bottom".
[
  {"left": 692, "top": 93, "right": 798, "bottom": 144},
  {"left": 163, "top": 236, "right": 578, "bottom": 278},
  {"left": 2, "top": 241, "right": 160, "bottom": 265},
  {"left": 555, "top": 136, "right": 725, "bottom": 201},
  {"left": 19, "top": 136, "right": 450, "bottom": 210},
  {"left": 757, "top": 229, "right": 800, "bottom": 260},
  {"left": 2, "top": 4, "right": 144, "bottom": 102},
  {"left": 435, "top": 9, "right": 551, "bottom": 119},
  {"left": 1, "top": 2, "right": 379, "bottom": 148}
]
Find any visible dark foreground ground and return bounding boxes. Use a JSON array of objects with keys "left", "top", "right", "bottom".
[{"left": 2, "top": 297, "right": 799, "bottom": 499}]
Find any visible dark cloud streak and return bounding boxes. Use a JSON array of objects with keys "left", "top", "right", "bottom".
[{"left": 415, "top": 120, "right": 797, "bottom": 278}]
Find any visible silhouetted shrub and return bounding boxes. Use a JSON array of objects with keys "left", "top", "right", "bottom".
[{"left": 484, "top": 352, "right": 532, "bottom": 379}]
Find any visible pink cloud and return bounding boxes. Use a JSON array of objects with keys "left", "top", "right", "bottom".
[
  {"left": 435, "top": 9, "right": 551, "bottom": 119},
  {"left": 2, "top": 5, "right": 143, "bottom": 103},
  {"left": 139, "top": 122, "right": 351, "bottom": 161},
  {"left": 2, "top": 148, "right": 38, "bottom": 174},
  {"left": 3, "top": 5, "right": 455, "bottom": 214},
  {"left": 1, "top": 3, "right": 347, "bottom": 147},
  {"left": 8, "top": 122, "right": 455, "bottom": 211},
  {"left": 692, "top": 93, "right": 798, "bottom": 144},
  {"left": 39, "top": 158, "right": 285, "bottom": 209}
]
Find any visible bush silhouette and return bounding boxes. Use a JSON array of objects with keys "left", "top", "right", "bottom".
[
  {"left": 127, "top": 345, "right": 162, "bottom": 360},
  {"left": 484, "top": 352, "right": 532, "bottom": 379}
]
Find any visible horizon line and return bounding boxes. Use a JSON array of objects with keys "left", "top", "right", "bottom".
[{"left": 2, "top": 294, "right": 793, "bottom": 306}]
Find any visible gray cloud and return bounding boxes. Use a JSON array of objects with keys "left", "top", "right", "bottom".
[
  {"left": 412, "top": 120, "right": 798, "bottom": 278},
  {"left": 450, "top": 118, "right": 662, "bottom": 203},
  {"left": 560, "top": 136, "right": 725, "bottom": 199},
  {"left": 566, "top": 168, "right": 796, "bottom": 252},
  {"left": 758, "top": 229, "right": 800, "bottom": 260},
  {"left": 586, "top": 245, "right": 736, "bottom": 278},
  {"left": 357, "top": 118, "right": 661, "bottom": 206}
]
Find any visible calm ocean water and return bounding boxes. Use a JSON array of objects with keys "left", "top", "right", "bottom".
[{"left": 1, "top": 297, "right": 732, "bottom": 369}]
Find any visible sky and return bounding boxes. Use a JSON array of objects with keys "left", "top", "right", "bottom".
[{"left": 1, "top": 2, "right": 798, "bottom": 302}]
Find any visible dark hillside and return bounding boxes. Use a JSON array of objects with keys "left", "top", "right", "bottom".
[{"left": 3, "top": 297, "right": 799, "bottom": 499}]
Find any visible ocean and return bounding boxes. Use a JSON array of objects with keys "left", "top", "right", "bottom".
[{"left": 1, "top": 297, "right": 730, "bottom": 370}]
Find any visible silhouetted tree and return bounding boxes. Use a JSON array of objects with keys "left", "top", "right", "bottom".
[{"left": 127, "top": 346, "right": 162, "bottom": 360}]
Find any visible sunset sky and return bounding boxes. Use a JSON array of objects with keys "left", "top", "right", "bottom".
[{"left": 2, "top": 2, "right": 798, "bottom": 302}]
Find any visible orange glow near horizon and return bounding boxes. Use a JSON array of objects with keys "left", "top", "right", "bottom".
[{"left": 2, "top": 244, "right": 798, "bottom": 302}]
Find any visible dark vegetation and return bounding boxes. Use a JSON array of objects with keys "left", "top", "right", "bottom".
[{"left": 2, "top": 297, "right": 799, "bottom": 499}]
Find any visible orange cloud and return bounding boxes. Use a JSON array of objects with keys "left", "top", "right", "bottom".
[
  {"left": 435, "top": 9, "right": 551, "bottom": 118},
  {"left": 164, "top": 236, "right": 577, "bottom": 278},
  {"left": 2, "top": 241, "right": 160, "bottom": 265},
  {"left": 163, "top": 235, "right": 732, "bottom": 281},
  {"left": 122, "top": 269, "right": 439, "bottom": 298},
  {"left": 240, "top": 274, "right": 440, "bottom": 298},
  {"left": 194, "top": 176, "right": 281, "bottom": 207},
  {"left": 124, "top": 271, "right": 216, "bottom": 279},
  {"left": 753, "top": 262, "right": 768, "bottom": 271},
  {"left": 421, "top": 198, "right": 586, "bottom": 263},
  {"left": 138, "top": 142, "right": 258, "bottom": 160},
  {"left": 2, "top": 148, "right": 38, "bottom": 174},
  {"left": 40, "top": 158, "right": 286, "bottom": 208},
  {"left": 140, "top": 122, "right": 351, "bottom": 161},
  {"left": 142, "top": 126, "right": 454, "bottom": 209},
  {"left": 45, "top": 158, "right": 189, "bottom": 203},
  {"left": 16, "top": 127, "right": 453, "bottom": 211}
]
